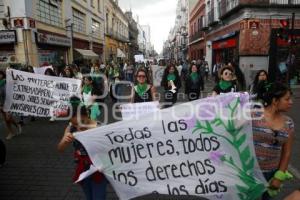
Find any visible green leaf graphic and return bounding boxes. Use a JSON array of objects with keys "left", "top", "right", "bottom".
[{"left": 192, "top": 96, "right": 266, "bottom": 199}]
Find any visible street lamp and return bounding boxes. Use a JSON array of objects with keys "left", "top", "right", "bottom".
[{"left": 65, "top": 19, "right": 74, "bottom": 63}]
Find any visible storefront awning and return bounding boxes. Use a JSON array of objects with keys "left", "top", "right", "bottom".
[
  {"left": 117, "top": 48, "right": 126, "bottom": 58},
  {"left": 75, "top": 48, "right": 99, "bottom": 59}
]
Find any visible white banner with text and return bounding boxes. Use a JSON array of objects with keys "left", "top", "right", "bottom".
[
  {"left": 75, "top": 93, "right": 267, "bottom": 200},
  {"left": 4, "top": 69, "right": 81, "bottom": 117}
]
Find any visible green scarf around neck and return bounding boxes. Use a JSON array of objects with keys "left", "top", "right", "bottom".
[
  {"left": 136, "top": 83, "right": 148, "bottom": 97},
  {"left": 83, "top": 85, "right": 92, "bottom": 94},
  {"left": 167, "top": 73, "right": 176, "bottom": 81},
  {"left": 190, "top": 72, "right": 198, "bottom": 81},
  {"left": 219, "top": 80, "right": 233, "bottom": 91},
  {"left": 0, "top": 79, "right": 5, "bottom": 87}
]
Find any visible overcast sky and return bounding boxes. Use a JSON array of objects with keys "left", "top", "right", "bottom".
[{"left": 118, "top": 0, "right": 177, "bottom": 54}]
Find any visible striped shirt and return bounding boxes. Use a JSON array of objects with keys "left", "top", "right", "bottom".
[{"left": 252, "top": 112, "right": 294, "bottom": 172}]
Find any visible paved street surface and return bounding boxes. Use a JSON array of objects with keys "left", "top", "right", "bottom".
[{"left": 1, "top": 78, "right": 300, "bottom": 200}]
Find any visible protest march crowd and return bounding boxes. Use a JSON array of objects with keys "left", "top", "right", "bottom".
[{"left": 0, "top": 59, "right": 299, "bottom": 200}]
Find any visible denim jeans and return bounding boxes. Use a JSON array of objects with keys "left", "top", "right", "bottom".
[{"left": 81, "top": 176, "right": 108, "bottom": 200}]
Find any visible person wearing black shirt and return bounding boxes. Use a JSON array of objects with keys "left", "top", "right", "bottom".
[
  {"left": 185, "top": 64, "right": 204, "bottom": 101},
  {"left": 161, "top": 65, "right": 181, "bottom": 108},
  {"left": 131, "top": 68, "right": 157, "bottom": 103}
]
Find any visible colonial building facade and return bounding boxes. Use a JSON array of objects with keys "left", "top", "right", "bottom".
[
  {"left": 0, "top": 0, "right": 105, "bottom": 67},
  {"left": 205, "top": 0, "right": 300, "bottom": 85},
  {"left": 188, "top": 0, "right": 206, "bottom": 61},
  {"left": 104, "top": 0, "right": 129, "bottom": 63},
  {"left": 125, "top": 10, "right": 139, "bottom": 64},
  {"left": 186, "top": 0, "right": 300, "bottom": 86}
]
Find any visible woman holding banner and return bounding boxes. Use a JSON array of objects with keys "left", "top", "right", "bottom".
[
  {"left": 161, "top": 64, "right": 181, "bottom": 108},
  {"left": 57, "top": 96, "right": 107, "bottom": 200},
  {"left": 253, "top": 82, "right": 294, "bottom": 199},
  {"left": 0, "top": 70, "right": 22, "bottom": 140},
  {"left": 130, "top": 68, "right": 157, "bottom": 103}
]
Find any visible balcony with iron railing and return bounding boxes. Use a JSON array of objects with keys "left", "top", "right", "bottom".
[
  {"left": 208, "top": 8, "right": 218, "bottom": 26},
  {"left": 219, "top": 0, "right": 300, "bottom": 19},
  {"left": 106, "top": 28, "right": 129, "bottom": 42},
  {"left": 200, "top": 15, "right": 209, "bottom": 31},
  {"left": 189, "top": 31, "right": 204, "bottom": 43}
]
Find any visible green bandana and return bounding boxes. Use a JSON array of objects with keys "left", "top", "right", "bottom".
[
  {"left": 83, "top": 85, "right": 92, "bottom": 94},
  {"left": 167, "top": 73, "right": 176, "bottom": 81},
  {"left": 136, "top": 83, "right": 148, "bottom": 97},
  {"left": 190, "top": 72, "right": 198, "bottom": 81},
  {"left": 113, "top": 68, "right": 120, "bottom": 77},
  {"left": 0, "top": 79, "right": 5, "bottom": 87},
  {"left": 109, "top": 67, "right": 113, "bottom": 75},
  {"left": 219, "top": 80, "right": 232, "bottom": 91}
]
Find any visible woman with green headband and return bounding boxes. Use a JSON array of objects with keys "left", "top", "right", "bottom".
[
  {"left": 212, "top": 65, "right": 237, "bottom": 96},
  {"left": 161, "top": 64, "right": 181, "bottom": 108},
  {"left": 185, "top": 64, "right": 204, "bottom": 101},
  {"left": 131, "top": 68, "right": 157, "bottom": 103}
]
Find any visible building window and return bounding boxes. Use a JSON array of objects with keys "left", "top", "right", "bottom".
[
  {"left": 106, "top": 13, "right": 109, "bottom": 33},
  {"left": 0, "top": 0, "right": 4, "bottom": 19},
  {"left": 36, "top": 0, "right": 63, "bottom": 27},
  {"left": 92, "top": 19, "right": 101, "bottom": 37},
  {"left": 90, "top": 0, "right": 94, "bottom": 7},
  {"left": 98, "top": 0, "right": 101, "bottom": 12},
  {"left": 73, "top": 8, "right": 86, "bottom": 33}
]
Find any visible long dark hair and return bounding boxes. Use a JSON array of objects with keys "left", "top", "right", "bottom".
[
  {"left": 188, "top": 64, "right": 199, "bottom": 74},
  {"left": 258, "top": 82, "right": 291, "bottom": 107},
  {"left": 68, "top": 96, "right": 88, "bottom": 118},
  {"left": 44, "top": 68, "right": 56, "bottom": 76},
  {"left": 134, "top": 68, "right": 149, "bottom": 85},
  {"left": 252, "top": 70, "right": 268, "bottom": 94},
  {"left": 161, "top": 64, "right": 179, "bottom": 87},
  {"left": 253, "top": 70, "right": 268, "bottom": 86},
  {"left": 231, "top": 63, "right": 246, "bottom": 90},
  {"left": 0, "top": 70, "right": 6, "bottom": 79}
]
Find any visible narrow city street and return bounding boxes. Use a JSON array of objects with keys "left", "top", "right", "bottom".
[
  {"left": 1, "top": 82, "right": 300, "bottom": 200},
  {"left": 1, "top": 0, "right": 300, "bottom": 199}
]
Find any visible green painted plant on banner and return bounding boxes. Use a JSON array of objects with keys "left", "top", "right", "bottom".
[{"left": 192, "top": 97, "right": 265, "bottom": 200}]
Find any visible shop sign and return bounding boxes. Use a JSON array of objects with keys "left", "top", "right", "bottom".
[
  {"left": 212, "top": 38, "right": 237, "bottom": 50},
  {"left": 0, "top": 31, "right": 17, "bottom": 44},
  {"left": 249, "top": 21, "right": 260, "bottom": 29},
  {"left": 37, "top": 32, "right": 71, "bottom": 47},
  {"left": 13, "top": 18, "right": 24, "bottom": 28}
]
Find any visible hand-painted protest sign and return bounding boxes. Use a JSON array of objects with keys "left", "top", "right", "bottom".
[
  {"left": 151, "top": 65, "right": 165, "bottom": 87},
  {"left": 75, "top": 93, "right": 267, "bottom": 200},
  {"left": 134, "top": 54, "right": 144, "bottom": 63},
  {"left": 33, "top": 65, "right": 53, "bottom": 75},
  {"left": 4, "top": 69, "right": 81, "bottom": 117},
  {"left": 120, "top": 101, "right": 160, "bottom": 120}
]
